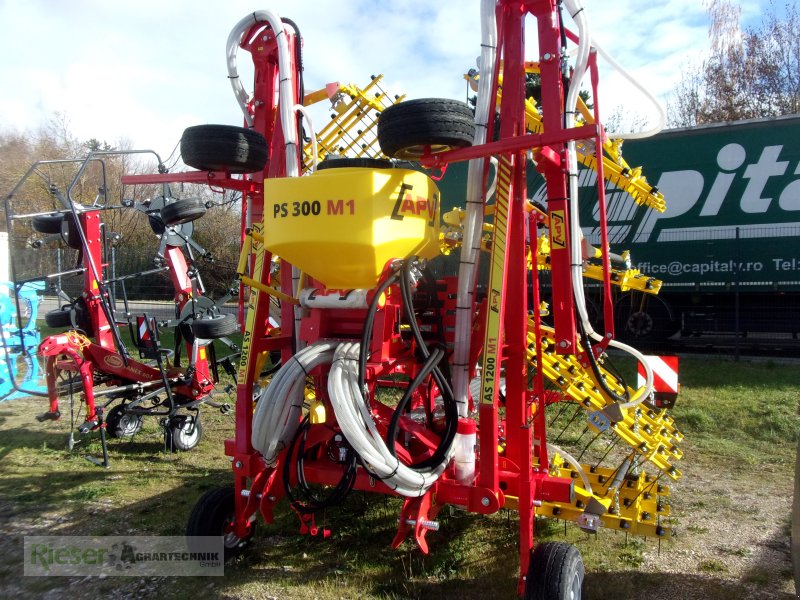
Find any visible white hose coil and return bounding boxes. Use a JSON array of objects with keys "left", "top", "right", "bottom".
[
  {"left": 328, "top": 342, "right": 450, "bottom": 497},
  {"left": 251, "top": 341, "right": 337, "bottom": 467}
]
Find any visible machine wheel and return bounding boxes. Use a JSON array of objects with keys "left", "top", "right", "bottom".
[
  {"left": 192, "top": 314, "right": 239, "bottom": 339},
  {"left": 181, "top": 124, "right": 268, "bottom": 173},
  {"left": 186, "top": 486, "right": 255, "bottom": 561},
  {"left": 161, "top": 198, "right": 207, "bottom": 226},
  {"left": 377, "top": 98, "right": 475, "bottom": 159},
  {"left": 525, "top": 542, "right": 584, "bottom": 600},
  {"left": 614, "top": 292, "right": 679, "bottom": 342},
  {"left": 317, "top": 157, "right": 393, "bottom": 170},
  {"left": 105, "top": 404, "right": 144, "bottom": 439},
  {"left": 44, "top": 306, "right": 73, "bottom": 328},
  {"left": 166, "top": 415, "right": 203, "bottom": 451},
  {"left": 31, "top": 212, "right": 64, "bottom": 234}
]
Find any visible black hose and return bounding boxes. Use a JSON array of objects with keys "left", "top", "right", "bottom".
[
  {"left": 280, "top": 17, "right": 307, "bottom": 153},
  {"left": 280, "top": 18, "right": 304, "bottom": 99},
  {"left": 420, "top": 265, "right": 451, "bottom": 381},
  {"left": 353, "top": 259, "right": 457, "bottom": 474},
  {"left": 385, "top": 346, "right": 448, "bottom": 468},
  {"left": 282, "top": 416, "right": 357, "bottom": 514},
  {"left": 358, "top": 271, "right": 400, "bottom": 390},
  {"left": 577, "top": 318, "right": 630, "bottom": 403},
  {"left": 396, "top": 258, "right": 458, "bottom": 470}
]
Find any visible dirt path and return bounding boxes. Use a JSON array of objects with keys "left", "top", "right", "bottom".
[{"left": 635, "top": 448, "right": 796, "bottom": 599}]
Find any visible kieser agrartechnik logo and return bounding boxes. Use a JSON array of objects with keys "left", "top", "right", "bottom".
[{"left": 24, "top": 536, "right": 224, "bottom": 577}]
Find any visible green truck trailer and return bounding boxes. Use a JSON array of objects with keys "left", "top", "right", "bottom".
[{"left": 438, "top": 114, "right": 800, "bottom": 341}]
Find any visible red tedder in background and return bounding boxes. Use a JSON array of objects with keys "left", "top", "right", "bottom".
[{"left": 4, "top": 152, "right": 240, "bottom": 466}]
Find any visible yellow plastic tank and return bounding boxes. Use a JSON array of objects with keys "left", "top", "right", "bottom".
[{"left": 262, "top": 166, "right": 441, "bottom": 289}]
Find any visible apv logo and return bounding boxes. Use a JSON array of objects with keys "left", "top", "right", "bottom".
[{"left": 390, "top": 182, "right": 439, "bottom": 227}]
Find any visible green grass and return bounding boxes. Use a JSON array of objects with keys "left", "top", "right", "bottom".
[
  {"left": 0, "top": 354, "right": 798, "bottom": 599},
  {"left": 699, "top": 559, "right": 730, "bottom": 574},
  {"left": 602, "top": 353, "right": 800, "bottom": 465},
  {"left": 670, "top": 357, "right": 800, "bottom": 467}
]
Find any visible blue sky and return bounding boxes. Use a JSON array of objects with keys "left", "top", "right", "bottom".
[{"left": 0, "top": 0, "right": 766, "bottom": 156}]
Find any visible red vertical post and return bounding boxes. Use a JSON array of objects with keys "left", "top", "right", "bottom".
[
  {"left": 229, "top": 23, "right": 289, "bottom": 527},
  {"left": 80, "top": 211, "right": 113, "bottom": 350},
  {"left": 589, "top": 51, "right": 615, "bottom": 337},
  {"left": 532, "top": 0, "right": 577, "bottom": 355},
  {"left": 495, "top": 1, "right": 534, "bottom": 586}
]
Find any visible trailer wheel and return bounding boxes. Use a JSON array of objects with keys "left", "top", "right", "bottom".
[
  {"left": 161, "top": 197, "right": 207, "bottom": 226},
  {"left": 166, "top": 415, "right": 203, "bottom": 451},
  {"left": 614, "top": 293, "right": 679, "bottom": 342},
  {"left": 377, "top": 98, "right": 475, "bottom": 159},
  {"left": 525, "top": 542, "right": 584, "bottom": 600},
  {"left": 44, "top": 306, "right": 73, "bottom": 328},
  {"left": 192, "top": 314, "right": 239, "bottom": 339},
  {"left": 105, "top": 404, "right": 144, "bottom": 439},
  {"left": 186, "top": 486, "right": 255, "bottom": 561},
  {"left": 31, "top": 212, "right": 64, "bottom": 234},
  {"left": 181, "top": 124, "right": 268, "bottom": 174}
]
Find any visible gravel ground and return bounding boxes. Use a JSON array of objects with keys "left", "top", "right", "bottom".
[{"left": 633, "top": 450, "right": 796, "bottom": 600}]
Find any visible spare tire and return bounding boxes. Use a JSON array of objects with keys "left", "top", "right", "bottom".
[
  {"left": 181, "top": 125, "right": 268, "bottom": 174},
  {"left": 44, "top": 300, "right": 94, "bottom": 333},
  {"left": 161, "top": 198, "right": 207, "bottom": 226},
  {"left": 377, "top": 98, "right": 475, "bottom": 159},
  {"left": 44, "top": 306, "right": 72, "bottom": 329},
  {"left": 191, "top": 314, "right": 239, "bottom": 339},
  {"left": 31, "top": 213, "right": 64, "bottom": 234}
]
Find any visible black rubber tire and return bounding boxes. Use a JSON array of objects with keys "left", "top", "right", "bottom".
[
  {"left": 317, "top": 157, "right": 393, "bottom": 170},
  {"left": 192, "top": 314, "right": 239, "bottom": 339},
  {"left": 614, "top": 293, "right": 680, "bottom": 342},
  {"left": 166, "top": 415, "right": 203, "bottom": 451},
  {"left": 525, "top": 542, "right": 584, "bottom": 600},
  {"left": 161, "top": 198, "right": 207, "bottom": 226},
  {"left": 186, "top": 486, "right": 255, "bottom": 562},
  {"left": 45, "top": 306, "right": 72, "bottom": 328},
  {"left": 181, "top": 124, "right": 268, "bottom": 174},
  {"left": 377, "top": 98, "right": 475, "bottom": 159},
  {"left": 31, "top": 213, "right": 64, "bottom": 234},
  {"left": 105, "top": 404, "right": 144, "bottom": 439},
  {"left": 148, "top": 213, "right": 166, "bottom": 235}
]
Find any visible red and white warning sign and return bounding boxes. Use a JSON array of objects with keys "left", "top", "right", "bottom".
[
  {"left": 637, "top": 355, "right": 679, "bottom": 394},
  {"left": 137, "top": 316, "right": 156, "bottom": 343}
]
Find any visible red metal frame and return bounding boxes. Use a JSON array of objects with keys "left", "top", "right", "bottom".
[{"left": 128, "top": 4, "right": 623, "bottom": 595}]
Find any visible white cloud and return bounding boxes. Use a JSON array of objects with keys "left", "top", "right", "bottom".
[{"left": 0, "top": 0, "right": 777, "bottom": 157}]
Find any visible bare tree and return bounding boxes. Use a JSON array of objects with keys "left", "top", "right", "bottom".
[
  {"left": 668, "top": 0, "right": 800, "bottom": 126},
  {"left": 1, "top": 114, "right": 248, "bottom": 298}
]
